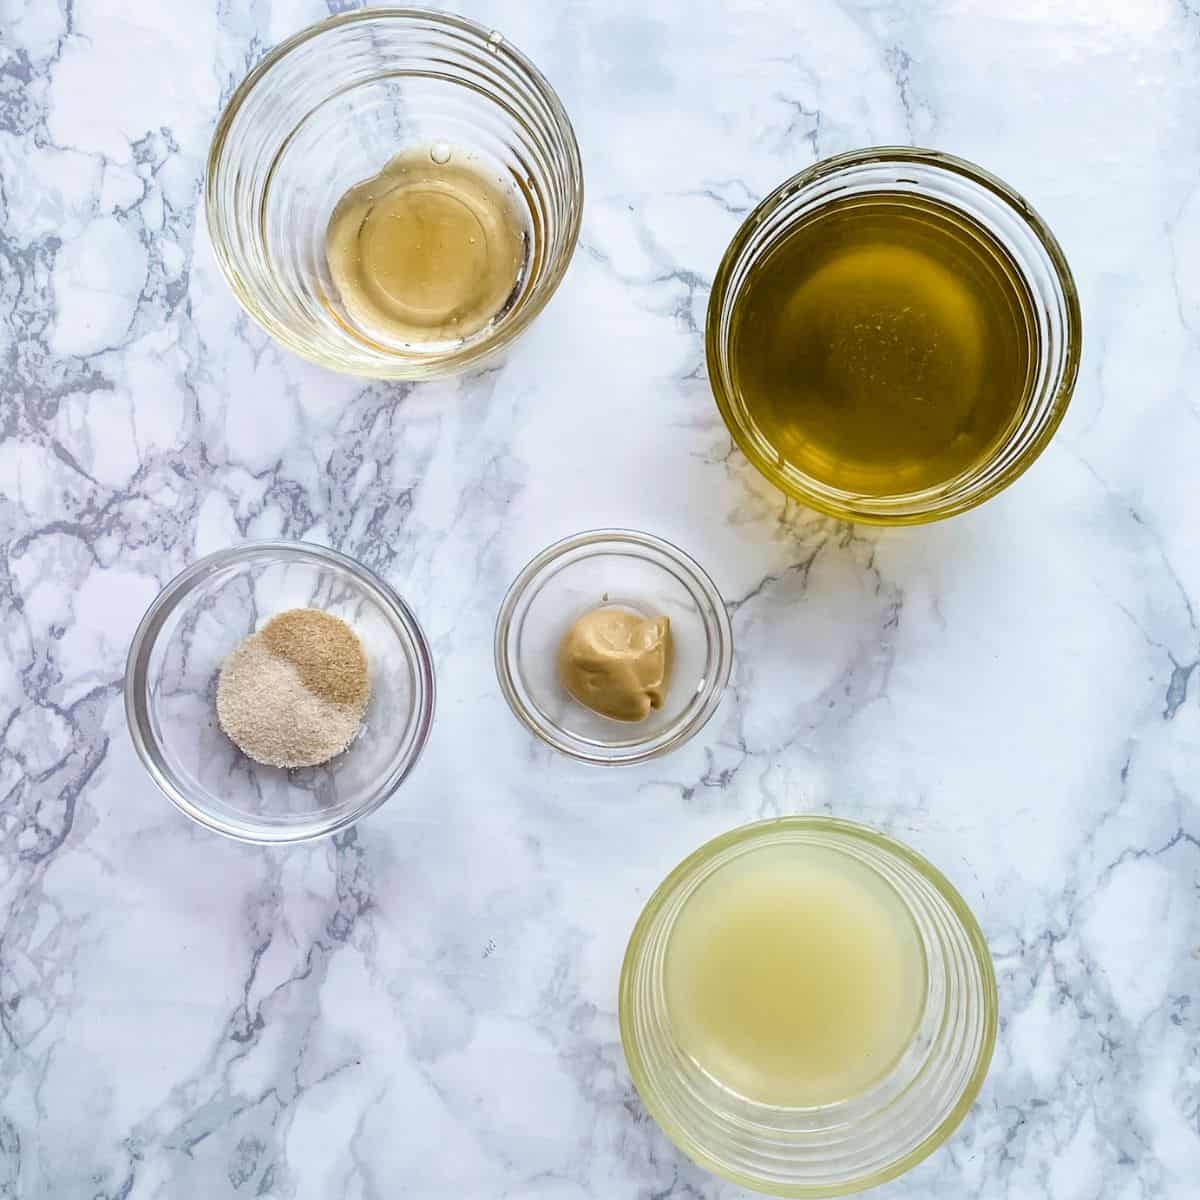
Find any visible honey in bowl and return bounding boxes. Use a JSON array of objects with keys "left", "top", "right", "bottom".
[
  {"left": 325, "top": 145, "right": 528, "bottom": 347},
  {"left": 729, "top": 192, "right": 1036, "bottom": 496}
]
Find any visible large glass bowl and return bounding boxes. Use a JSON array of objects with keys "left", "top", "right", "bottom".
[
  {"left": 620, "top": 816, "right": 998, "bottom": 1196},
  {"left": 206, "top": 8, "right": 583, "bottom": 378},
  {"left": 124, "top": 542, "right": 435, "bottom": 843},
  {"left": 706, "top": 147, "right": 1081, "bottom": 524}
]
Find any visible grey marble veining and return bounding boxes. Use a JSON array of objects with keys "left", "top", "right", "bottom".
[{"left": 2, "top": 1, "right": 1199, "bottom": 1197}]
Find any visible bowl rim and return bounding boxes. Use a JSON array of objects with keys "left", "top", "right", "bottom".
[
  {"left": 124, "top": 540, "right": 436, "bottom": 844},
  {"left": 493, "top": 528, "right": 734, "bottom": 765},
  {"left": 618, "top": 815, "right": 999, "bottom": 1196},
  {"left": 705, "top": 145, "right": 1083, "bottom": 525},
  {"left": 204, "top": 6, "right": 585, "bottom": 380}
]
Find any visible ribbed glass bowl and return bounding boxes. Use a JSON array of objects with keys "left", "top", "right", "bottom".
[
  {"left": 125, "top": 542, "right": 435, "bottom": 843},
  {"left": 620, "top": 817, "right": 997, "bottom": 1197},
  {"left": 706, "top": 147, "right": 1081, "bottom": 524},
  {"left": 206, "top": 8, "right": 583, "bottom": 378}
]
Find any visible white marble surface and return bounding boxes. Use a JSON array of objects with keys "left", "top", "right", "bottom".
[{"left": 2, "top": 0, "right": 1199, "bottom": 1196}]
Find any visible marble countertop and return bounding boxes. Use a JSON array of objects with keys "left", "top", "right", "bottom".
[{"left": 3, "top": 1, "right": 1199, "bottom": 1196}]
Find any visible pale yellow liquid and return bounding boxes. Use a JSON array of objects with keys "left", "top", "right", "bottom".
[
  {"left": 665, "top": 842, "right": 927, "bottom": 1108},
  {"left": 325, "top": 147, "right": 527, "bottom": 346}
]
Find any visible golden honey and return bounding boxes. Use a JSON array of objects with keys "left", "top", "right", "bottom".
[{"left": 325, "top": 146, "right": 526, "bottom": 346}]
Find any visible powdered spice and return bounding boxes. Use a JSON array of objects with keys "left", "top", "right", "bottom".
[
  {"left": 216, "top": 609, "right": 371, "bottom": 768},
  {"left": 261, "top": 608, "right": 369, "bottom": 707}
]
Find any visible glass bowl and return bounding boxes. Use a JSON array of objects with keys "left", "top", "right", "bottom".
[
  {"left": 706, "top": 147, "right": 1082, "bottom": 524},
  {"left": 125, "top": 542, "right": 435, "bottom": 844},
  {"left": 206, "top": 8, "right": 583, "bottom": 378},
  {"left": 620, "top": 817, "right": 997, "bottom": 1197},
  {"left": 494, "top": 530, "right": 733, "bottom": 765}
]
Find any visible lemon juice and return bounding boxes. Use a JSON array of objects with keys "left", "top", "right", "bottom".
[{"left": 664, "top": 840, "right": 927, "bottom": 1107}]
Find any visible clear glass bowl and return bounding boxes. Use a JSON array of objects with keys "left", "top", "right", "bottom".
[
  {"left": 706, "top": 147, "right": 1082, "bottom": 524},
  {"left": 125, "top": 542, "right": 435, "bottom": 843},
  {"left": 206, "top": 8, "right": 583, "bottom": 378},
  {"left": 494, "top": 530, "right": 733, "bottom": 765},
  {"left": 620, "top": 817, "right": 997, "bottom": 1197}
]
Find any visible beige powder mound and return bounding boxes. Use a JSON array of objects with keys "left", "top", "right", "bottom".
[{"left": 216, "top": 610, "right": 371, "bottom": 769}]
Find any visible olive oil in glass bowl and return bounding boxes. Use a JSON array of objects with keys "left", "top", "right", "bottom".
[{"left": 707, "top": 148, "right": 1081, "bottom": 524}]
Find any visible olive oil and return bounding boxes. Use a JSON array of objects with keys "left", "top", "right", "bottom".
[
  {"left": 664, "top": 841, "right": 926, "bottom": 1108},
  {"left": 729, "top": 193, "right": 1035, "bottom": 496},
  {"left": 325, "top": 146, "right": 527, "bottom": 346}
]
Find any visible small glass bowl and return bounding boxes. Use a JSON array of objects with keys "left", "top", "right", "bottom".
[
  {"left": 494, "top": 530, "right": 733, "bottom": 765},
  {"left": 620, "top": 817, "right": 998, "bottom": 1197},
  {"left": 206, "top": 9, "right": 583, "bottom": 378},
  {"left": 125, "top": 542, "right": 435, "bottom": 844},
  {"left": 706, "top": 147, "right": 1082, "bottom": 524}
]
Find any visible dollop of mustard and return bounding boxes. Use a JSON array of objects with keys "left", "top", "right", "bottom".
[{"left": 557, "top": 608, "right": 672, "bottom": 722}]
